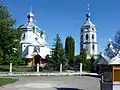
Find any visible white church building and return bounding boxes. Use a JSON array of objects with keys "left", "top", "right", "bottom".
[
  {"left": 20, "top": 10, "right": 52, "bottom": 66},
  {"left": 80, "top": 7, "right": 98, "bottom": 58}
]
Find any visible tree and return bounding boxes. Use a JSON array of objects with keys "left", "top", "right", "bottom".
[
  {"left": 45, "top": 54, "right": 52, "bottom": 67},
  {"left": 51, "top": 34, "right": 65, "bottom": 70},
  {"left": 0, "top": 2, "right": 23, "bottom": 65},
  {"left": 76, "top": 49, "right": 89, "bottom": 68},
  {"left": 65, "top": 36, "right": 75, "bottom": 67},
  {"left": 0, "top": 49, "right": 3, "bottom": 64},
  {"left": 114, "top": 30, "right": 120, "bottom": 44},
  {"left": 89, "top": 56, "right": 96, "bottom": 73},
  {"left": 9, "top": 24, "right": 25, "bottom": 65}
]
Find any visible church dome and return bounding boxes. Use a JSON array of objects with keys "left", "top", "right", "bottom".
[{"left": 21, "top": 10, "right": 41, "bottom": 31}]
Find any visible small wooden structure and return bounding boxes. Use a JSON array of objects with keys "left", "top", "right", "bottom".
[
  {"left": 97, "top": 39, "right": 120, "bottom": 90},
  {"left": 99, "top": 64, "right": 120, "bottom": 90},
  {"left": 25, "top": 54, "right": 48, "bottom": 68}
]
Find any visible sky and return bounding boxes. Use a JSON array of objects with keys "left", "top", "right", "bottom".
[{"left": 1, "top": 0, "right": 120, "bottom": 55}]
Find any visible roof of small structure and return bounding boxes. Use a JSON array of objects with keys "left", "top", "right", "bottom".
[{"left": 97, "top": 39, "right": 120, "bottom": 65}]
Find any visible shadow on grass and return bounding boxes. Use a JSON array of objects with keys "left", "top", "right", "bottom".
[
  {"left": 0, "top": 68, "right": 20, "bottom": 72},
  {"left": 0, "top": 68, "right": 9, "bottom": 72},
  {"left": 56, "top": 87, "right": 85, "bottom": 90}
]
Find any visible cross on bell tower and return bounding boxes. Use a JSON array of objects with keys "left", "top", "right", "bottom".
[{"left": 27, "top": 7, "right": 35, "bottom": 23}]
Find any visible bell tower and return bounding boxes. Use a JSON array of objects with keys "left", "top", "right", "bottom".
[{"left": 80, "top": 5, "right": 97, "bottom": 58}]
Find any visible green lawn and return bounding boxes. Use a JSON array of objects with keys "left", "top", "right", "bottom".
[
  {"left": 83, "top": 69, "right": 90, "bottom": 73},
  {"left": 0, "top": 78, "right": 17, "bottom": 86},
  {"left": 13, "top": 66, "right": 32, "bottom": 72},
  {"left": 0, "top": 65, "right": 32, "bottom": 72}
]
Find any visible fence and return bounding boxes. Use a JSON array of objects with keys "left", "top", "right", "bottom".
[
  {"left": 0, "top": 63, "right": 99, "bottom": 77},
  {"left": 0, "top": 63, "right": 83, "bottom": 73}
]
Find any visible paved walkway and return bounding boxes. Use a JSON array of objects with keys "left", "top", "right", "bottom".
[{"left": 0, "top": 76, "right": 100, "bottom": 90}]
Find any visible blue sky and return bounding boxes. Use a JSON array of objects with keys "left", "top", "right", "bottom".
[{"left": 2, "top": 0, "right": 120, "bottom": 55}]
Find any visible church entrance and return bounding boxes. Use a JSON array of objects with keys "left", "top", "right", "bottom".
[
  {"left": 25, "top": 58, "right": 33, "bottom": 66},
  {"left": 34, "top": 54, "right": 42, "bottom": 65}
]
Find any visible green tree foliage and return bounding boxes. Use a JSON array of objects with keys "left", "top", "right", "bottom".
[
  {"left": 45, "top": 54, "right": 54, "bottom": 70},
  {"left": 0, "top": 49, "right": 3, "bottom": 63},
  {"left": 51, "top": 34, "right": 65, "bottom": 70},
  {"left": 0, "top": 2, "right": 24, "bottom": 65},
  {"left": 114, "top": 30, "right": 120, "bottom": 44},
  {"left": 89, "top": 56, "right": 96, "bottom": 73},
  {"left": 76, "top": 49, "right": 89, "bottom": 68},
  {"left": 45, "top": 54, "right": 53, "bottom": 67},
  {"left": 65, "top": 36, "right": 75, "bottom": 67}
]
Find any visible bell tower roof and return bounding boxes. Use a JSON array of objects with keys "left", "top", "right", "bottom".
[{"left": 83, "top": 4, "right": 95, "bottom": 27}]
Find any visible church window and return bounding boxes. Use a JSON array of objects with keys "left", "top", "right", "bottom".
[
  {"left": 22, "top": 33, "right": 25, "bottom": 40},
  {"left": 34, "top": 46, "right": 40, "bottom": 53},
  {"left": 92, "top": 44, "right": 95, "bottom": 50},
  {"left": 80, "top": 44, "right": 83, "bottom": 51},
  {"left": 86, "top": 34, "right": 89, "bottom": 40},
  {"left": 81, "top": 28, "right": 83, "bottom": 32},
  {"left": 40, "top": 30, "right": 44, "bottom": 38},
  {"left": 92, "top": 34, "right": 94, "bottom": 40},
  {"left": 35, "top": 37, "right": 38, "bottom": 40},
  {"left": 92, "top": 28, "right": 94, "bottom": 30},
  {"left": 81, "top": 35, "right": 83, "bottom": 40}
]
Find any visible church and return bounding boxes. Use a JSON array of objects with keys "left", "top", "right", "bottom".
[
  {"left": 20, "top": 10, "right": 52, "bottom": 66},
  {"left": 80, "top": 7, "right": 98, "bottom": 58}
]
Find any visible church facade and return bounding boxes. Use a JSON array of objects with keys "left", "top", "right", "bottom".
[
  {"left": 20, "top": 10, "right": 52, "bottom": 66},
  {"left": 80, "top": 7, "right": 97, "bottom": 58}
]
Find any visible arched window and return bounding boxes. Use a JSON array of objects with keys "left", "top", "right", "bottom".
[
  {"left": 92, "top": 28, "right": 94, "bottom": 31},
  {"left": 81, "top": 35, "right": 83, "bottom": 39},
  {"left": 92, "top": 34, "right": 94, "bottom": 40},
  {"left": 92, "top": 44, "right": 95, "bottom": 50},
  {"left": 81, "top": 35, "right": 83, "bottom": 42},
  {"left": 86, "top": 34, "right": 89, "bottom": 40},
  {"left": 80, "top": 44, "right": 83, "bottom": 51}
]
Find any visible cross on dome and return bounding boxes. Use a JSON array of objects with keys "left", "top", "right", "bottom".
[
  {"left": 30, "top": 6, "right": 32, "bottom": 12},
  {"left": 86, "top": 4, "right": 91, "bottom": 21},
  {"left": 109, "top": 38, "right": 112, "bottom": 42},
  {"left": 27, "top": 7, "right": 34, "bottom": 23},
  {"left": 83, "top": 4, "right": 95, "bottom": 27},
  {"left": 87, "top": 4, "right": 90, "bottom": 13}
]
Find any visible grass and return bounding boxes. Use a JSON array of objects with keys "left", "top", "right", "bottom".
[
  {"left": 0, "top": 78, "right": 17, "bottom": 86},
  {"left": 13, "top": 66, "right": 32, "bottom": 72},
  {"left": 83, "top": 69, "right": 90, "bottom": 73},
  {"left": 0, "top": 65, "right": 32, "bottom": 72}
]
